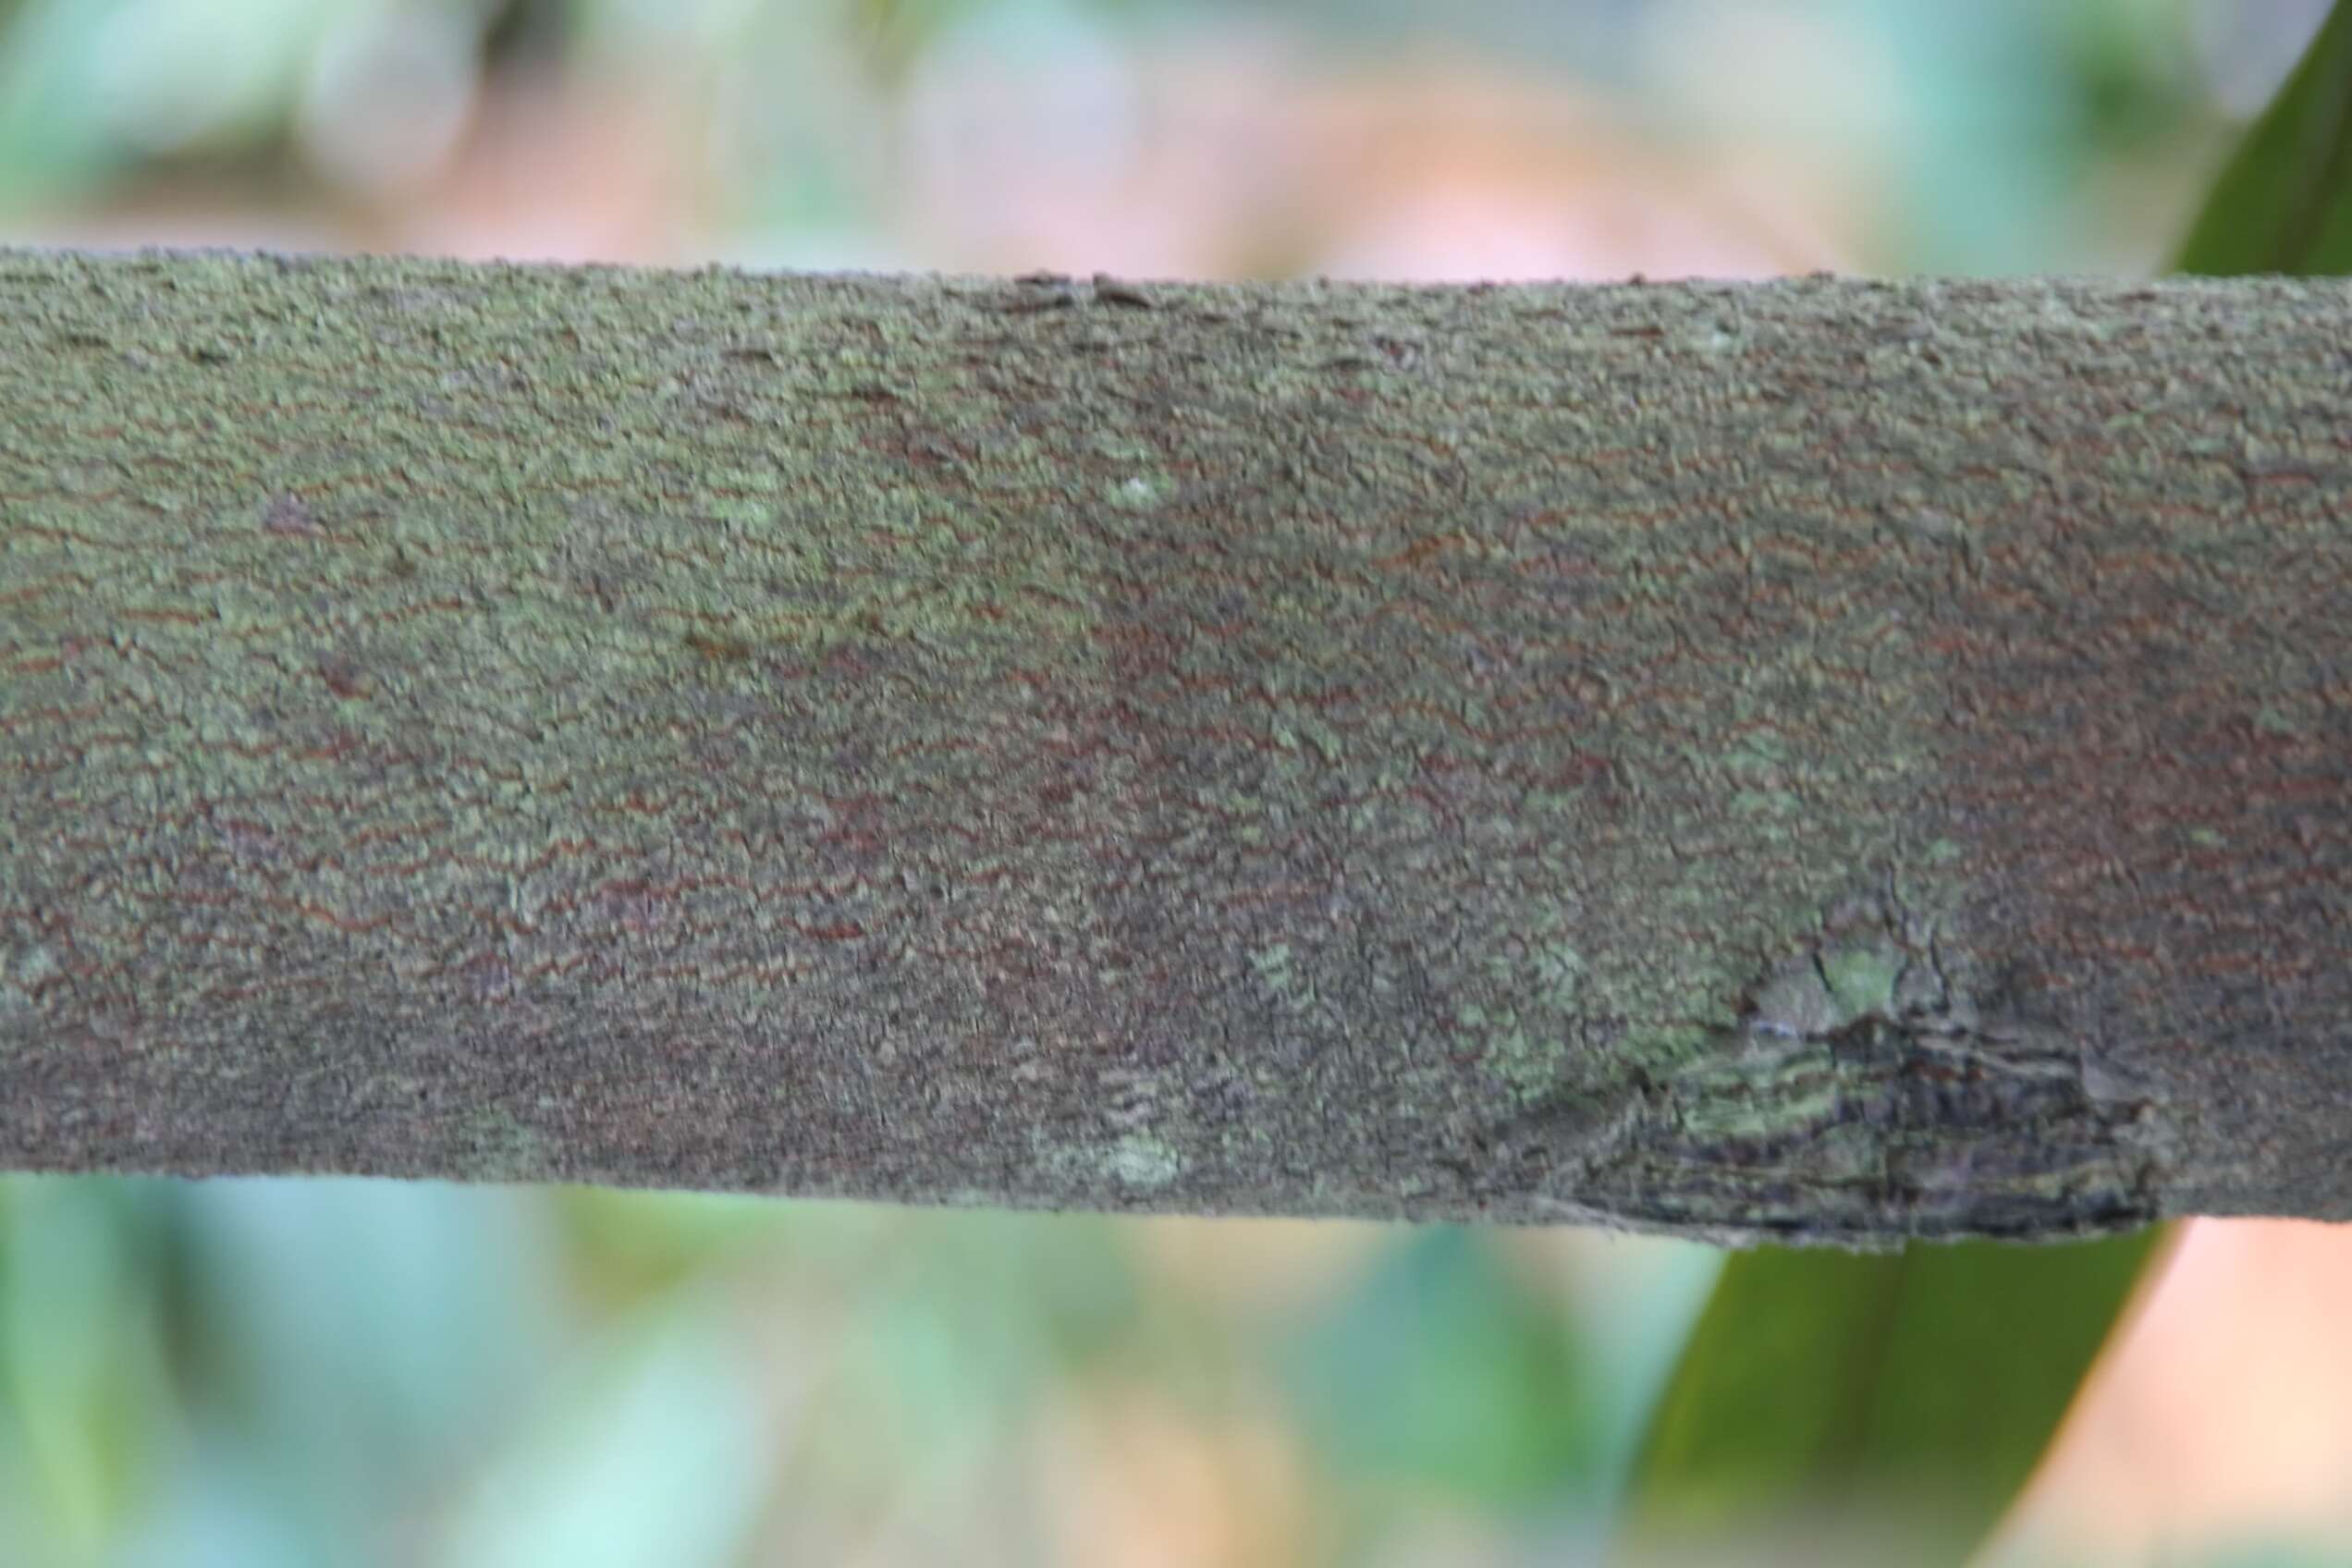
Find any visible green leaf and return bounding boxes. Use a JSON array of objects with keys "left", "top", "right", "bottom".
[
  {"left": 2173, "top": 2, "right": 2352, "bottom": 276},
  {"left": 1613, "top": 1229, "right": 2169, "bottom": 1566}
]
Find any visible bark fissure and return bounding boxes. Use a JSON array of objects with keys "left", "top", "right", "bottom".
[
  {"left": 1612, "top": 894, "right": 2170, "bottom": 1241},
  {"left": 2, "top": 248, "right": 2347, "bottom": 1246}
]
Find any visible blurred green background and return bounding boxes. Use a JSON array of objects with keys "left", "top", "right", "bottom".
[{"left": 5, "top": 2, "right": 2351, "bottom": 1564}]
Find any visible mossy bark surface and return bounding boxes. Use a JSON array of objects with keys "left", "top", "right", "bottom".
[{"left": 3, "top": 248, "right": 2346, "bottom": 1246}]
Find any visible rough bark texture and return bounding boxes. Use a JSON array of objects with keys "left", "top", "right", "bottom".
[{"left": 2, "top": 247, "right": 2346, "bottom": 1247}]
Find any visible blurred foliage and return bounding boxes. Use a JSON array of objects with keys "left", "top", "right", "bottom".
[
  {"left": 1276, "top": 1227, "right": 1600, "bottom": 1512},
  {"left": 0, "top": 1181, "right": 177, "bottom": 1561},
  {"left": 0, "top": 0, "right": 2297, "bottom": 273}
]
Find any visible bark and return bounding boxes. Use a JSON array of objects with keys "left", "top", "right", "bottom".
[{"left": 2, "top": 247, "right": 2346, "bottom": 1247}]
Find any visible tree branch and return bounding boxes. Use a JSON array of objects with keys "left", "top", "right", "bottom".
[{"left": 4, "top": 247, "right": 2346, "bottom": 1246}]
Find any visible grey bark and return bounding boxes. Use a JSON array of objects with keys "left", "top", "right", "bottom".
[{"left": 2, "top": 247, "right": 2346, "bottom": 1246}]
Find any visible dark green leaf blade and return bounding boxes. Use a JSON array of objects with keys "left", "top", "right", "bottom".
[
  {"left": 1612, "top": 1229, "right": 2170, "bottom": 1567},
  {"left": 2173, "top": 3, "right": 2352, "bottom": 275}
]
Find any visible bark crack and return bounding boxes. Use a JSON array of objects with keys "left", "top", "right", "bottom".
[{"left": 1604, "top": 896, "right": 2171, "bottom": 1243}]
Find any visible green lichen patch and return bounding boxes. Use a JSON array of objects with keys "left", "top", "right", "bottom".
[
  {"left": 1250, "top": 942, "right": 1317, "bottom": 1014},
  {"left": 451, "top": 1107, "right": 547, "bottom": 1184},
  {"left": 1036, "top": 1130, "right": 1186, "bottom": 1194},
  {"left": 1105, "top": 1133, "right": 1183, "bottom": 1188},
  {"left": 0, "top": 943, "right": 58, "bottom": 1022},
  {"left": 1819, "top": 939, "right": 1905, "bottom": 1023}
]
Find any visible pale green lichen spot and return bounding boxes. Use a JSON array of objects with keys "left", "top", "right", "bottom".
[
  {"left": 1109, "top": 473, "right": 1171, "bottom": 508},
  {"left": 455, "top": 1107, "right": 545, "bottom": 1183},
  {"left": 1105, "top": 1133, "right": 1183, "bottom": 1188},
  {"left": 1745, "top": 960, "right": 1846, "bottom": 1038},
  {"left": 1819, "top": 938, "right": 1905, "bottom": 1023},
  {"left": 0, "top": 943, "right": 58, "bottom": 1018},
  {"left": 1250, "top": 942, "right": 1317, "bottom": 1013}
]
